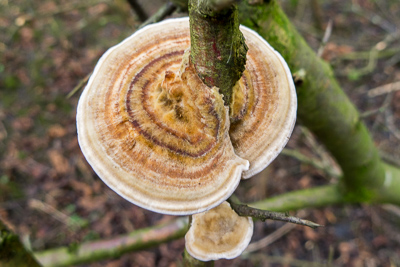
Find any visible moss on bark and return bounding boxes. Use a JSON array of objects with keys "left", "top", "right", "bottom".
[
  {"left": 0, "top": 220, "right": 41, "bottom": 267},
  {"left": 238, "top": 0, "right": 388, "bottom": 202}
]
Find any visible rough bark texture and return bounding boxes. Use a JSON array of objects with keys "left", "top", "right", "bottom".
[
  {"left": 0, "top": 220, "right": 42, "bottom": 267},
  {"left": 189, "top": 0, "right": 248, "bottom": 104},
  {"left": 237, "top": 0, "right": 400, "bottom": 203},
  {"left": 229, "top": 201, "right": 322, "bottom": 228},
  {"left": 35, "top": 218, "right": 188, "bottom": 267}
]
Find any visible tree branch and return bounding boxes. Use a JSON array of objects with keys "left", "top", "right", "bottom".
[
  {"left": 34, "top": 172, "right": 400, "bottom": 266},
  {"left": 34, "top": 184, "right": 343, "bottom": 267},
  {"left": 0, "top": 219, "right": 42, "bottom": 267},
  {"left": 34, "top": 218, "right": 188, "bottom": 267},
  {"left": 228, "top": 200, "right": 323, "bottom": 229},
  {"left": 138, "top": 2, "right": 177, "bottom": 29},
  {"left": 237, "top": 0, "right": 400, "bottom": 204},
  {"left": 126, "top": 0, "right": 148, "bottom": 22},
  {"left": 189, "top": 0, "right": 247, "bottom": 104}
]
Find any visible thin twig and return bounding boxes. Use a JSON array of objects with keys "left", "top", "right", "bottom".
[
  {"left": 281, "top": 148, "right": 341, "bottom": 179},
  {"left": 379, "top": 150, "right": 400, "bottom": 168},
  {"left": 244, "top": 223, "right": 296, "bottom": 254},
  {"left": 382, "top": 204, "right": 400, "bottom": 218},
  {"left": 138, "top": 2, "right": 177, "bottom": 29},
  {"left": 372, "top": 92, "right": 394, "bottom": 131},
  {"left": 126, "top": 0, "right": 148, "bottom": 22},
  {"left": 386, "top": 51, "right": 400, "bottom": 67},
  {"left": 351, "top": 3, "right": 396, "bottom": 33},
  {"left": 360, "top": 91, "right": 392, "bottom": 118},
  {"left": 342, "top": 31, "right": 400, "bottom": 78},
  {"left": 300, "top": 127, "right": 342, "bottom": 179},
  {"left": 317, "top": 19, "right": 332, "bottom": 58},
  {"left": 228, "top": 200, "right": 323, "bottom": 229},
  {"left": 367, "top": 81, "right": 400, "bottom": 98},
  {"left": 385, "top": 109, "right": 400, "bottom": 141},
  {"left": 66, "top": 72, "right": 92, "bottom": 99},
  {"left": 28, "top": 199, "right": 87, "bottom": 229},
  {"left": 244, "top": 210, "right": 309, "bottom": 254},
  {"left": 337, "top": 47, "right": 400, "bottom": 61},
  {"left": 360, "top": 105, "right": 389, "bottom": 119}
]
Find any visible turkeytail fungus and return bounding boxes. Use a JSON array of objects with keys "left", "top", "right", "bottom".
[
  {"left": 185, "top": 201, "right": 253, "bottom": 261},
  {"left": 77, "top": 18, "right": 296, "bottom": 215}
]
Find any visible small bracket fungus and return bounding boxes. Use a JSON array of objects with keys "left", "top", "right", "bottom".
[
  {"left": 77, "top": 18, "right": 296, "bottom": 215},
  {"left": 185, "top": 201, "right": 253, "bottom": 261}
]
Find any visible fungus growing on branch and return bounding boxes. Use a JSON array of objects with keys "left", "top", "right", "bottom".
[
  {"left": 76, "top": 17, "right": 296, "bottom": 215},
  {"left": 185, "top": 201, "right": 253, "bottom": 261},
  {"left": 229, "top": 25, "right": 297, "bottom": 178}
]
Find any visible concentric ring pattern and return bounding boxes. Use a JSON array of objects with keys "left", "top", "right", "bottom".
[{"left": 77, "top": 18, "right": 296, "bottom": 215}]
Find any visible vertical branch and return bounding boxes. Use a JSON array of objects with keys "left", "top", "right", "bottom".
[{"left": 189, "top": 0, "right": 248, "bottom": 104}]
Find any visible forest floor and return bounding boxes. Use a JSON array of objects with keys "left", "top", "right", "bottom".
[{"left": 1, "top": 0, "right": 400, "bottom": 266}]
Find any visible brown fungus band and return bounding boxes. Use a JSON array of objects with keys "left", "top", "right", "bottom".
[{"left": 77, "top": 18, "right": 296, "bottom": 215}]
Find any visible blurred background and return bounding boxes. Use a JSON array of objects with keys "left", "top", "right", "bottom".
[{"left": 1, "top": 0, "right": 400, "bottom": 266}]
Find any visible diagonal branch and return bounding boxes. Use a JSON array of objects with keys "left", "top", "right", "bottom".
[
  {"left": 228, "top": 200, "right": 322, "bottom": 229},
  {"left": 34, "top": 218, "right": 188, "bottom": 267},
  {"left": 0, "top": 219, "right": 42, "bottom": 267},
  {"left": 238, "top": 0, "right": 400, "bottom": 204}
]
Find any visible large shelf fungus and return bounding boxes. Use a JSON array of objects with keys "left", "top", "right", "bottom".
[{"left": 77, "top": 18, "right": 296, "bottom": 215}]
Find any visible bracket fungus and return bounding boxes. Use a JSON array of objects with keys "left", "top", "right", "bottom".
[
  {"left": 77, "top": 18, "right": 296, "bottom": 215},
  {"left": 185, "top": 201, "right": 253, "bottom": 261}
]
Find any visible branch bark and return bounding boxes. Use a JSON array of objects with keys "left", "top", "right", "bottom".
[
  {"left": 0, "top": 219, "right": 41, "bottom": 267},
  {"left": 189, "top": 0, "right": 247, "bottom": 104},
  {"left": 228, "top": 200, "right": 323, "bottom": 229},
  {"left": 138, "top": 1, "right": 177, "bottom": 29},
  {"left": 237, "top": 0, "right": 400, "bottom": 204},
  {"left": 34, "top": 218, "right": 188, "bottom": 267},
  {"left": 34, "top": 185, "right": 343, "bottom": 267},
  {"left": 126, "top": 0, "right": 148, "bottom": 22}
]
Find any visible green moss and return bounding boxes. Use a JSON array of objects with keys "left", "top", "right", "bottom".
[
  {"left": 0, "top": 221, "right": 41, "bottom": 267},
  {"left": 238, "top": 0, "right": 388, "bottom": 202}
]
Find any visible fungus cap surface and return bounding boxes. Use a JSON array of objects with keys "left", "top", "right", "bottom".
[
  {"left": 77, "top": 19, "right": 249, "bottom": 215},
  {"left": 185, "top": 201, "right": 254, "bottom": 261},
  {"left": 230, "top": 24, "right": 297, "bottom": 178},
  {"left": 76, "top": 17, "right": 296, "bottom": 215}
]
